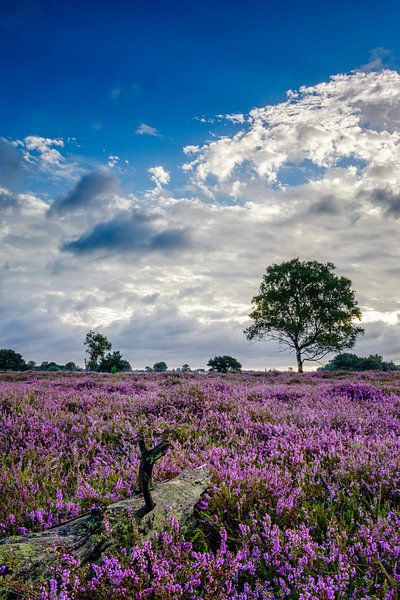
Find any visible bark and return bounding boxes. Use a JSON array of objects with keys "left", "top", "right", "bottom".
[
  {"left": 296, "top": 349, "right": 304, "bottom": 373},
  {"left": 0, "top": 466, "right": 210, "bottom": 593},
  {"left": 135, "top": 436, "right": 171, "bottom": 514}
]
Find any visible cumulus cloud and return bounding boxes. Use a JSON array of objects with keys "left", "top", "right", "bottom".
[
  {"left": 148, "top": 165, "right": 170, "bottom": 187},
  {"left": 17, "top": 135, "right": 83, "bottom": 180},
  {"left": 24, "top": 135, "right": 64, "bottom": 167},
  {"left": 184, "top": 70, "right": 400, "bottom": 194},
  {"left": 135, "top": 123, "right": 161, "bottom": 137}
]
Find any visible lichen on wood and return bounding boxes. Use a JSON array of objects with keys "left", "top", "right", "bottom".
[{"left": 0, "top": 466, "right": 210, "bottom": 591}]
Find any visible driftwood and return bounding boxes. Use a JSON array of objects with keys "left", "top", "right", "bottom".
[
  {"left": 135, "top": 436, "right": 171, "bottom": 514},
  {"left": 0, "top": 442, "right": 210, "bottom": 593}
]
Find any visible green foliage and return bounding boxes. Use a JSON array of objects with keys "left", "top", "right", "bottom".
[
  {"left": 84, "top": 331, "right": 112, "bottom": 371},
  {"left": 65, "top": 362, "right": 78, "bottom": 371},
  {"left": 0, "top": 349, "right": 27, "bottom": 371},
  {"left": 111, "top": 514, "right": 140, "bottom": 550},
  {"left": 98, "top": 351, "right": 131, "bottom": 373},
  {"left": 321, "top": 352, "right": 399, "bottom": 371},
  {"left": 153, "top": 361, "right": 168, "bottom": 372},
  {"left": 181, "top": 363, "right": 191, "bottom": 372},
  {"left": 207, "top": 355, "right": 242, "bottom": 373},
  {"left": 245, "top": 258, "right": 364, "bottom": 372},
  {"left": 35, "top": 361, "right": 81, "bottom": 372}
]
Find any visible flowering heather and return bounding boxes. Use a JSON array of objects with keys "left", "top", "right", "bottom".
[{"left": 1, "top": 371, "right": 400, "bottom": 598}]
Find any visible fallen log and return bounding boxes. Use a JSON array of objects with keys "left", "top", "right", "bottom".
[{"left": 0, "top": 465, "right": 210, "bottom": 592}]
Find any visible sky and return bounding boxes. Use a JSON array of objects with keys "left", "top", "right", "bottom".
[{"left": 1, "top": 0, "right": 400, "bottom": 370}]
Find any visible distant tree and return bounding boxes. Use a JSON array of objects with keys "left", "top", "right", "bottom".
[
  {"left": 181, "top": 363, "right": 191, "bottom": 372},
  {"left": 46, "top": 363, "right": 60, "bottom": 372},
  {"left": 153, "top": 361, "right": 168, "bottom": 372},
  {"left": 381, "top": 359, "right": 399, "bottom": 371},
  {"left": 145, "top": 366, "right": 153, "bottom": 372},
  {"left": 382, "top": 360, "right": 399, "bottom": 371},
  {"left": 321, "top": 352, "right": 399, "bottom": 372},
  {"left": 245, "top": 259, "right": 363, "bottom": 372},
  {"left": 207, "top": 355, "right": 242, "bottom": 373},
  {"left": 98, "top": 351, "right": 131, "bottom": 373},
  {"left": 27, "top": 360, "right": 36, "bottom": 370},
  {"left": 64, "top": 362, "right": 79, "bottom": 371},
  {"left": 37, "top": 361, "right": 59, "bottom": 372},
  {"left": 0, "top": 349, "right": 27, "bottom": 371},
  {"left": 362, "top": 354, "right": 386, "bottom": 371},
  {"left": 34, "top": 361, "right": 81, "bottom": 372},
  {"left": 84, "top": 331, "right": 112, "bottom": 371},
  {"left": 321, "top": 353, "right": 363, "bottom": 371}
]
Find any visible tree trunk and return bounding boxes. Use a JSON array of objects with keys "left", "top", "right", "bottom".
[
  {"left": 296, "top": 350, "right": 303, "bottom": 373},
  {"left": 0, "top": 466, "right": 210, "bottom": 592}
]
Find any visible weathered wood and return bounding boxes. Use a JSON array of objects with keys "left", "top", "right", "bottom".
[
  {"left": 0, "top": 466, "right": 210, "bottom": 591},
  {"left": 135, "top": 436, "right": 170, "bottom": 514}
]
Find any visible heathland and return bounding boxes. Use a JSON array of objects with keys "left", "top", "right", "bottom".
[{"left": 1, "top": 371, "right": 400, "bottom": 598}]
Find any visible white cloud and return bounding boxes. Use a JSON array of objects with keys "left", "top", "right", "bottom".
[
  {"left": 183, "top": 145, "right": 200, "bottom": 154},
  {"left": 148, "top": 165, "right": 170, "bottom": 188},
  {"left": 107, "top": 155, "right": 120, "bottom": 168},
  {"left": 195, "top": 116, "right": 215, "bottom": 124},
  {"left": 135, "top": 123, "right": 161, "bottom": 137},
  {"left": 24, "top": 135, "right": 65, "bottom": 167},
  {"left": 20, "top": 135, "right": 84, "bottom": 180},
  {"left": 186, "top": 70, "right": 400, "bottom": 196},
  {"left": 219, "top": 113, "right": 246, "bottom": 124}
]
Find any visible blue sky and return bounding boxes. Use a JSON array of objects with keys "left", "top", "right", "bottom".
[
  {"left": 1, "top": 0, "right": 400, "bottom": 369},
  {"left": 2, "top": 0, "right": 400, "bottom": 192}
]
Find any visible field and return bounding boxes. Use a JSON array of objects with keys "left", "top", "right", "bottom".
[{"left": 1, "top": 371, "right": 400, "bottom": 598}]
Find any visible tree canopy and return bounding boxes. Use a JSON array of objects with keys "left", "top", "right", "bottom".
[
  {"left": 321, "top": 353, "right": 398, "bottom": 372},
  {"left": 153, "top": 361, "right": 168, "bottom": 372},
  {"left": 245, "top": 258, "right": 364, "bottom": 372},
  {"left": 0, "top": 349, "right": 27, "bottom": 371},
  {"left": 207, "top": 355, "right": 242, "bottom": 373},
  {"left": 98, "top": 351, "right": 132, "bottom": 373},
  {"left": 84, "top": 331, "right": 112, "bottom": 371}
]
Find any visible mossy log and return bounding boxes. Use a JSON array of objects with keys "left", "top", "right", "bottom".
[{"left": 0, "top": 466, "right": 210, "bottom": 594}]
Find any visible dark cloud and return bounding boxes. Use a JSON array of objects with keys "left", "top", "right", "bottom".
[
  {"left": 307, "top": 196, "right": 340, "bottom": 216},
  {"left": 0, "top": 138, "right": 22, "bottom": 187},
  {"left": 359, "top": 187, "right": 400, "bottom": 218},
  {"left": 61, "top": 211, "right": 190, "bottom": 255},
  {"left": 355, "top": 321, "right": 400, "bottom": 358},
  {"left": 49, "top": 171, "right": 117, "bottom": 215}
]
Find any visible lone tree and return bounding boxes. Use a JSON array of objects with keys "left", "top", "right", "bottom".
[
  {"left": 84, "top": 330, "right": 111, "bottom": 371},
  {"left": 207, "top": 355, "right": 242, "bottom": 373},
  {"left": 245, "top": 258, "right": 363, "bottom": 372}
]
